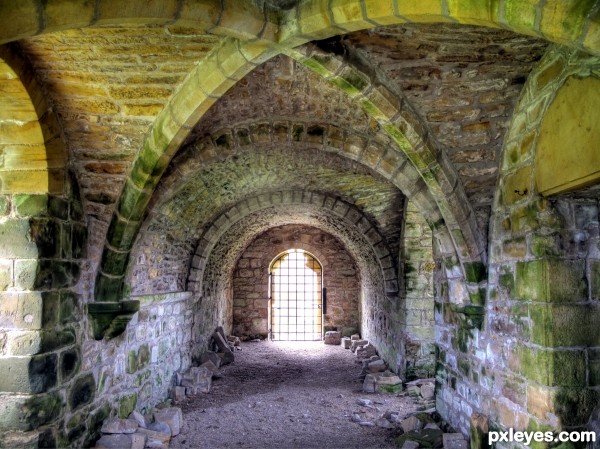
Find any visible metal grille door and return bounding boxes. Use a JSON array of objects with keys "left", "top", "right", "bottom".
[{"left": 270, "top": 250, "right": 322, "bottom": 341}]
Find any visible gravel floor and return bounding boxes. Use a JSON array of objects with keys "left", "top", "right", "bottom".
[{"left": 170, "top": 341, "right": 419, "bottom": 449}]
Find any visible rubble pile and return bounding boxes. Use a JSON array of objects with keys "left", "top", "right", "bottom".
[
  {"left": 93, "top": 407, "right": 182, "bottom": 449},
  {"left": 405, "top": 378, "right": 436, "bottom": 410},
  {"left": 170, "top": 326, "right": 241, "bottom": 400},
  {"left": 350, "top": 400, "right": 467, "bottom": 449}
]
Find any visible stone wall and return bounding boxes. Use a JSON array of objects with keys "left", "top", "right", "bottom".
[
  {"left": 232, "top": 224, "right": 360, "bottom": 338},
  {"left": 73, "top": 292, "right": 192, "bottom": 448},
  {"left": 401, "top": 201, "right": 435, "bottom": 378},
  {"left": 0, "top": 176, "right": 88, "bottom": 449}
]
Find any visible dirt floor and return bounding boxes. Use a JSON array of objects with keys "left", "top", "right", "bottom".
[{"left": 170, "top": 341, "right": 420, "bottom": 449}]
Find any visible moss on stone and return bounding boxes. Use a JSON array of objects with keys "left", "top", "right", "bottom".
[
  {"left": 14, "top": 194, "right": 48, "bottom": 217},
  {"left": 118, "top": 393, "right": 138, "bottom": 419},
  {"left": 127, "top": 350, "right": 138, "bottom": 374},
  {"left": 516, "top": 258, "right": 587, "bottom": 302},
  {"left": 463, "top": 261, "right": 486, "bottom": 283},
  {"left": 555, "top": 387, "right": 600, "bottom": 427}
]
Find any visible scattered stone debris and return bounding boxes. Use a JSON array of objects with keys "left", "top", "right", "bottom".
[
  {"left": 93, "top": 407, "right": 183, "bottom": 449},
  {"left": 405, "top": 378, "right": 436, "bottom": 410},
  {"left": 324, "top": 330, "right": 342, "bottom": 345}
]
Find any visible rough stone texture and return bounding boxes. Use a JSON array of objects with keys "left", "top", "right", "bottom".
[
  {"left": 233, "top": 225, "right": 360, "bottom": 338},
  {"left": 0, "top": 2, "right": 598, "bottom": 447}
]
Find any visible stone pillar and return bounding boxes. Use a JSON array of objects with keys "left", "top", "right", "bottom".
[{"left": 0, "top": 188, "right": 87, "bottom": 448}]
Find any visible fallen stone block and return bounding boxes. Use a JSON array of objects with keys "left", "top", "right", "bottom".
[
  {"left": 200, "top": 350, "right": 222, "bottom": 368},
  {"left": 401, "top": 415, "right": 423, "bottom": 433},
  {"left": 356, "top": 343, "right": 377, "bottom": 359},
  {"left": 367, "top": 359, "right": 386, "bottom": 373},
  {"left": 407, "top": 385, "right": 421, "bottom": 397},
  {"left": 101, "top": 418, "right": 138, "bottom": 434},
  {"left": 342, "top": 337, "right": 352, "bottom": 349},
  {"left": 362, "top": 373, "right": 377, "bottom": 393},
  {"left": 400, "top": 440, "right": 419, "bottom": 449},
  {"left": 350, "top": 339, "right": 368, "bottom": 353},
  {"left": 443, "top": 433, "right": 469, "bottom": 449},
  {"left": 136, "top": 428, "right": 170, "bottom": 449},
  {"left": 131, "top": 433, "right": 146, "bottom": 449},
  {"left": 200, "top": 360, "right": 219, "bottom": 375},
  {"left": 350, "top": 334, "right": 360, "bottom": 341},
  {"left": 95, "top": 434, "right": 133, "bottom": 449},
  {"left": 169, "top": 386, "right": 186, "bottom": 402},
  {"left": 128, "top": 411, "right": 148, "bottom": 429},
  {"left": 420, "top": 382, "right": 435, "bottom": 400},
  {"left": 154, "top": 407, "right": 182, "bottom": 436},
  {"left": 396, "top": 428, "right": 443, "bottom": 449},
  {"left": 324, "top": 331, "right": 342, "bottom": 345},
  {"left": 218, "top": 349, "right": 235, "bottom": 365},
  {"left": 148, "top": 421, "right": 171, "bottom": 435}
]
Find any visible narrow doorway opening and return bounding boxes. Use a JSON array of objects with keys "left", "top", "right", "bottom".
[{"left": 269, "top": 249, "right": 322, "bottom": 341}]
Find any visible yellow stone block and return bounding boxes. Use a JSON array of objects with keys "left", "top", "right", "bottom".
[
  {"left": 0, "top": 169, "right": 50, "bottom": 194},
  {"left": 330, "top": 0, "right": 373, "bottom": 32},
  {"left": 446, "top": 0, "right": 501, "bottom": 27},
  {"left": 397, "top": 0, "right": 451, "bottom": 23},
  {"left": 501, "top": 0, "right": 540, "bottom": 36},
  {"left": 122, "top": 102, "right": 165, "bottom": 117},
  {"left": 64, "top": 98, "right": 120, "bottom": 115},
  {"left": 0, "top": 0, "right": 39, "bottom": 44},
  {"left": 217, "top": 42, "right": 259, "bottom": 80},
  {"left": 363, "top": 0, "right": 405, "bottom": 26},
  {"left": 177, "top": 0, "right": 221, "bottom": 28},
  {"left": 109, "top": 86, "right": 172, "bottom": 101},
  {"left": 96, "top": 0, "right": 179, "bottom": 25},
  {"left": 0, "top": 120, "right": 43, "bottom": 145},
  {"left": 539, "top": 0, "right": 593, "bottom": 46},
  {"left": 583, "top": 16, "right": 600, "bottom": 54},
  {"left": 536, "top": 76, "right": 600, "bottom": 195},
  {"left": 1, "top": 144, "right": 48, "bottom": 170},
  {"left": 212, "top": 0, "right": 268, "bottom": 40},
  {"left": 503, "top": 165, "right": 532, "bottom": 205},
  {"left": 43, "top": 0, "right": 95, "bottom": 32},
  {"left": 295, "top": 0, "right": 337, "bottom": 40},
  {"left": 195, "top": 57, "right": 230, "bottom": 99},
  {"left": 168, "top": 72, "right": 212, "bottom": 126}
]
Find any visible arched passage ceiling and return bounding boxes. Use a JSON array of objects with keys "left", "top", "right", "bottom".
[{"left": 5, "top": 1, "right": 589, "bottom": 332}]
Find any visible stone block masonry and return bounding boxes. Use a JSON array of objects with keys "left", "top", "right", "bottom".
[{"left": 232, "top": 224, "right": 360, "bottom": 338}]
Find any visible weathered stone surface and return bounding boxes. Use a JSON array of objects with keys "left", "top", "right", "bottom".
[
  {"left": 128, "top": 411, "right": 147, "bottom": 429},
  {"left": 324, "top": 331, "right": 342, "bottom": 345},
  {"left": 95, "top": 434, "right": 132, "bottom": 449},
  {"left": 350, "top": 340, "right": 368, "bottom": 353},
  {"left": 170, "top": 386, "right": 186, "bottom": 402},
  {"left": 100, "top": 418, "right": 138, "bottom": 434},
  {"left": 136, "top": 427, "right": 170, "bottom": 448},
  {"left": 153, "top": 407, "right": 182, "bottom": 436},
  {"left": 401, "top": 416, "right": 423, "bottom": 433},
  {"left": 443, "top": 433, "right": 468, "bottom": 449},
  {"left": 200, "top": 351, "right": 222, "bottom": 368},
  {"left": 420, "top": 383, "right": 435, "bottom": 400},
  {"left": 342, "top": 337, "right": 352, "bottom": 349}
]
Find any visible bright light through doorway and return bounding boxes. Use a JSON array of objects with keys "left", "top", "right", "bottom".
[{"left": 270, "top": 249, "right": 322, "bottom": 341}]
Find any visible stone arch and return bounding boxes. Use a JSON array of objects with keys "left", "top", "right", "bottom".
[
  {"left": 0, "top": 45, "right": 68, "bottom": 195},
  {"left": 0, "top": 0, "right": 276, "bottom": 45},
  {"left": 485, "top": 45, "right": 600, "bottom": 431},
  {"left": 186, "top": 198, "right": 402, "bottom": 367},
  {"left": 279, "top": 0, "right": 600, "bottom": 56},
  {"left": 233, "top": 228, "right": 360, "bottom": 339},
  {"left": 92, "top": 1, "right": 600, "bottom": 312},
  {"left": 184, "top": 189, "right": 397, "bottom": 295},
  {"left": 91, "top": 37, "right": 279, "bottom": 336}
]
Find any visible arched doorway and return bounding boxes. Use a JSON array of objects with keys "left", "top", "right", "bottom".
[{"left": 269, "top": 249, "right": 323, "bottom": 341}]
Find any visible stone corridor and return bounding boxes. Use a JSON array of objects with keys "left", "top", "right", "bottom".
[{"left": 0, "top": 1, "right": 599, "bottom": 448}]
